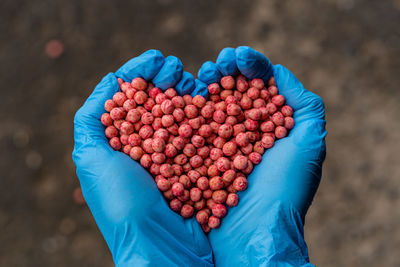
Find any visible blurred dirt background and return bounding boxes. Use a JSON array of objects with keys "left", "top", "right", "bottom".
[{"left": 1, "top": 0, "right": 399, "bottom": 266}]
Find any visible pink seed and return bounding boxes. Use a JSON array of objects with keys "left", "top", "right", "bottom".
[
  {"left": 157, "top": 178, "right": 171, "bottom": 191},
  {"left": 221, "top": 76, "right": 235, "bottom": 90},
  {"left": 171, "top": 182, "right": 185, "bottom": 196},
  {"left": 105, "top": 126, "right": 118, "bottom": 139},
  {"left": 170, "top": 199, "right": 182, "bottom": 212},
  {"left": 190, "top": 187, "right": 202, "bottom": 202},
  {"left": 275, "top": 126, "right": 288, "bottom": 139},
  {"left": 197, "top": 177, "right": 209, "bottom": 190},
  {"left": 233, "top": 155, "right": 248, "bottom": 170},
  {"left": 196, "top": 210, "right": 209, "bottom": 225},
  {"left": 113, "top": 92, "right": 127, "bottom": 106},
  {"left": 109, "top": 137, "right": 121, "bottom": 150},
  {"left": 180, "top": 204, "right": 194, "bottom": 218},
  {"left": 101, "top": 113, "right": 113, "bottom": 126},
  {"left": 226, "top": 193, "right": 239, "bottom": 207},
  {"left": 212, "top": 204, "right": 227, "bottom": 218},
  {"left": 233, "top": 176, "right": 248, "bottom": 191},
  {"left": 110, "top": 107, "right": 126, "bottom": 120},
  {"left": 284, "top": 117, "right": 295, "bottom": 130},
  {"left": 208, "top": 216, "right": 221, "bottom": 229},
  {"left": 131, "top": 77, "right": 147, "bottom": 90},
  {"left": 104, "top": 99, "right": 117, "bottom": 112}
]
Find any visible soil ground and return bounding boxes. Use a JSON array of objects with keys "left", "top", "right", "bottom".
[{"left": 1, "top": 0, "right": 399, "bottom": 266}]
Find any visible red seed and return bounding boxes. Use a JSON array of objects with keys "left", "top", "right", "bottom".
[
  {"left": 250, "top": 78, "right": 264, "bottom": 89},
  {"left": 209, "top": 176, "right": 224, "bottom": 190},
  {"left": 123, "top": 99, "right": 136, "bottom": 111},
  {"left": 222, "top": 169, "right": 236, "bottom": 184},
  {"left": 129, "top": 146, "right": 144, "bottom": 160},
  {"left": 193, "top": 95, "right": 207, "bottom": 108},
  {"left": 134, "top": 91, "right": 148, "bottom": 104},
  {"left": 249, "top": 152, "right": 262, "bottom": 164},
  {"left": 208, "top": 216, "right": 221, "bottom": 229},
  {"left": 126, "top": 109, "right": 141, "bottom": 123},
  {"left": 208, "top": 83, "right": 221, "bottom": 94},
  {"left": 105, "top": 126, "right": 118, "bottom": 138},
  {"left": 226, "top": 104, "right": 241, "bottom": 116},
  {"left": 120, "top": 121, "right": 134, "bottom": 135},
  {"left": 275, "top": 126, "right": 288, "bottom": 139},
  {"left": 197, "top": 146, "right": 210, "bottom": 158},
  {"left": 190, "top": 187, "right": 202, "bottom": 202},
  {"left": 235, "top": 132, "right": 249, "bottom": 147},
  {"left": 101, "top": 113, "right": 113, "bottom": 126},
  {"left": 212, "top": 204, "right": 227, "bottom": 218},
  {"left": 214, "top": 101, "right": 227, "bottom": 111},
  {"left": 226, "top": 193, "right": 239, "bottom": 207},
  {"left": 268, "top": 85, "right": 278, "bottom": 96},
  {"left": 139, "top": 125, "right": 153, "bottom": 139},
  {"left": 212, "top": 190, "right": 228, "bottom": 204},
  {"left": 110, "top": 107, "right": 126, "bottom": 120},
  {"left": 195, "top": 199, "right": 206, "bottom": 211},
  {"left": 260, "top": 121, "right": 275, "bottom": 132},
  {"left": 140, "top": 154, "right": 152, "bottom": 168},
  {"left": 233, "top": 176, "right": 248, "bottom": 191},
  {"left": 109, "top": 137, "right": 121, "bottom": 150},
  {"left": 218, "top": 124, "right": 233, "bottom": 139},
  {"left": 113, "top": 92, "right": 127, "bottom": 106},
  {"left": 213, "top": 110, "right": 226, "bottom": 124},
  {"left": 163, "top": 189, "right": 174, "bottom": 200},
  {"left": 170, "top": 199, "right": 182, "bottom": 212},
  {"left": 178, "top": 189, "right": 190, "bottom": 202},
  {"left": 190, "top": 155, "right": 203, "bottom": 168},
  {"left": 197, "top": 177, "right": 209, "bottom": 190},
  {"left": 271, "top": 112, "right": 285, "bottom": 126},
  {"left": 131, "top": 77, "right": 147, "bottom": 90},
  {"left": 160, "top": 164, "right": 174, "bottom": 178},
  {"left": 178, "top": 124, "right": 193, "bottom": 138},
  {"left": 172, "top": 182, "right": 185, "bottom": 196},
  {"left": 157, "top": 178, "right": 171, "bottom": 191},
  {"left": 253, "top": 141, "right": 265, "bottom": 154},
  {"left": 222, "top": 142, "right": 237, "bottom": 156},
  {"left": 104, "top": 99, "right": 117, "bottom": 112},
  {"left": 207, "top": 163, "right": 219, "bottom": 176},
  {"left": 284, "top": 117, "right": 295, "bottom": 130},
  {"left": 221, "top": 76, "right": 235, "bottom": 90},
  {"left": 180, "top": 204, "right": 194, "bottom": 218},
  {"left": 236, "top": 79, "right": 249, "bottom": 92},
  {"left": 233, "top": 155, "right": 248, "bottom": 170},
  {"left": 196, "top": 210, "right": 209, "bottom": 225},
  {"left": 247, "top": 87, "right": 260, "bottom": 100},
  {"left": 184, "top": 105, "right": 199, "bottom": 119},
  {"left": 179, "top": 175, "right": 192, "bottom": 189},
  {"left": 216, "top": 157, "right": 231, "bottom": 172},
  {"left": 261, "top": 135, "right": 275, "bottom": 149}
]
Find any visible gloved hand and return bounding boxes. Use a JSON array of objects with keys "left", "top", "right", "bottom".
[
  {"left": 195, "top": 46, "right": 327, "bottom": 267},
  {"left": 72, "top": 50, "right": 214, "bottom": 267}
]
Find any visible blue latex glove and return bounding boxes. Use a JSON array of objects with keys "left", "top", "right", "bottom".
[
  {"left": 72, "top": 50, "right": 214, "bottom": 267},
  {"left": 196, "top": 46, "right": 327, "bottom": 266}
]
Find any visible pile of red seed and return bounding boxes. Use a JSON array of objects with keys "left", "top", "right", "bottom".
[{"left": 101, "top": 74, "right": 294, "bottom": 232}]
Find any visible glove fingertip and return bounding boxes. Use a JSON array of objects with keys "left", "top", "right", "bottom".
[
  {"left": 216, "top": 47, "right": 239, "bottom": 76},
  {"left": 176, "top": 71, "right": 196, "bottom": 96},
  {"left": 115, "top": 49, "right": 165, "bottom": 81},
  {"left": 152, "top": 55, "right": 184, "bottom": 90},
  {"left": 191, "top": 79, "right": 209, "bottom": 98},
  {"left": 235, "top": 46, "right": 273, "bottom": 83},
  {"left": 198, "top": 61, "right": 222, "bottom": 84}
]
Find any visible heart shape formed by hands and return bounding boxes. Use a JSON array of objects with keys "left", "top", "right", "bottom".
[{"left": 101, "top": 73, "right": 294, "bottom": 232}]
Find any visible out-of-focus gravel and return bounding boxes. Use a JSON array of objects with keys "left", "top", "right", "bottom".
[{"left": 0, "top": 0, "right": 399, "bottom": 266}]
